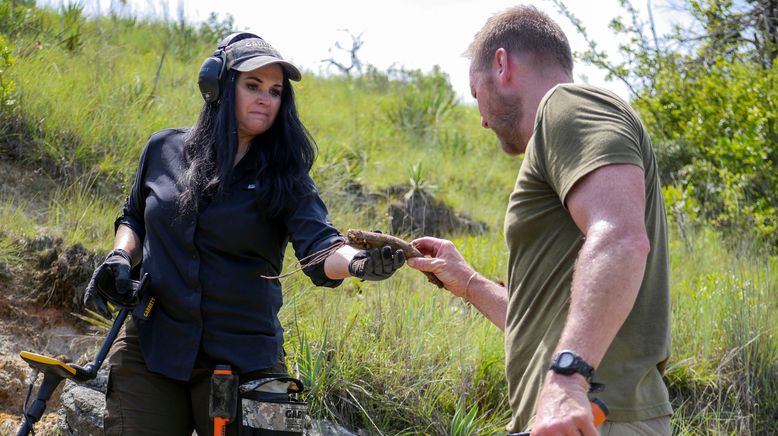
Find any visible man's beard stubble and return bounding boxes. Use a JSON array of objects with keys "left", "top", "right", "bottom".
[{"left": 488, "top": 84, "right": 525, "bottom": 155}]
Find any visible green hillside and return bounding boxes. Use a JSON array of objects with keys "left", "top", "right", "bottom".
[{"left": 0, "top": 1, "right": 776, "bottom": 434}]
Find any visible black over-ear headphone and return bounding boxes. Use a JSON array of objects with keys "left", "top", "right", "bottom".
[{"left": 198, "top": 32, "right": 261, "bottom": 104}]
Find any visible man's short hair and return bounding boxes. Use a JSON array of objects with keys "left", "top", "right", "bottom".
[{"left": 467, "top": 5, "right": 573, "bottom": 75}]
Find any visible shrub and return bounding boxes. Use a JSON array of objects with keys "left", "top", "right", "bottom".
[{"left": 0, "top": 34, "right": 14, "bottom": 113}]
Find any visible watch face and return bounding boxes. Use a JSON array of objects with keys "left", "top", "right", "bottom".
[{"left": 558, "top": 352, "right": 575, "bottom": 368}]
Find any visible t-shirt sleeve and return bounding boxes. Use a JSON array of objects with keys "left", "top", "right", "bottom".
[
  {"left": 536, "top": 86, "right": 645, "bottom": 206},
  {"left": 283, "top": 175, "right": 345, "bottom": 288}
]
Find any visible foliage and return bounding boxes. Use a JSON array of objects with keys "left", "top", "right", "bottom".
[
  {"left": 553, "top": 0, "right": 778, "bottom": 248},
  {"left": 0, "top": 0, "right": 43, "bottom": 37},
  {"left": 0, "top": 197, "right": 37, "bottom": 265},
  {"left": 680, "top": 0, "right": 778, "bottom": 69},
  {"left": 282, "top": 272, "right": 510, "bottom": 434},
  {"left": 47, "top": 176, "right": 117, "bottom": 249},
  {"left": 666, "top": 227, "right": 778, "bottom": 434},
  {"left": 383, "top": 65, "right": 458, "bottom": 140},
  {"left": 405, "top": 160, "right": 438, "bottom": 201},
  {"left": 58, "top": 1, "right": 85, "bottom": 52},
  {"left": 197, "top": 12, "right": 235, "bottom": 45},
  {"left": 0, "top": 33, "right": 14, "bottom": 113},
  {"left": 449, "top": 403, "right": 480, "bottom": 436}
]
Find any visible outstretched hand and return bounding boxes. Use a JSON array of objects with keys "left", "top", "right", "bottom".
[
  {"left": 406, "top": 237, "right": 476, "bottom": 298},
  {"left": 348, "top": 246, "right": 405, "bottom": 281}
]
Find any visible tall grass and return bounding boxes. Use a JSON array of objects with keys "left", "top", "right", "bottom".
[
  {"left": 8, "top": 13, "right": 203, "bottom": 184},
  {"left": 667, "top": 226, "right": 777, "bottom": 434},
  {"left": 46, "top": 176, "right": 117, "bottom": 251},
  {"left": 279, "top": 266, "right": 509, "bottom": 434},
  {"left": 0, "top": 196, "right": 37, "bottom": 265}
]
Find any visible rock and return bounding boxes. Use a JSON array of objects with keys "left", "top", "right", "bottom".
[
  {"left": 22, "top": 236, "right": 61, "bottom": 255},
  {"left": 57, "top": 382, "right": 105, "bottom": 435},
  {"left": 0, "top": 356, "right": 30, "bottom": 415},
  {"left": 0, "top": 260, "right": 11, "bottom": 282},
  {"left": 308, "top": 419, "right": 360, "bottom": 436},
  {"left": 33, "top": 243, "right": 99, "bottom": 312},
  {"left": 389, "top": 191, "right": 487, "bottom": 237},
  {"left": 54, "top": 367, "right": 107, "bottom": 435}
]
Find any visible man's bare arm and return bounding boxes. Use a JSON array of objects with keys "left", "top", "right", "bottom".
[
  {"left": 407, "top": 237, "right": 508, "bottom": 330},
  {"left": 558, "top": 163, "right": 650, "bottom": 367},
  {"left": 531, "top": 163, "right": 649, "bottom": 435}
]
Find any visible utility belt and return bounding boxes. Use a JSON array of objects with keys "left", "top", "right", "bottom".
[
  {"left": 210, "top": 365, "right": 308, "bottom": 435},
  {"left": 139, "top": 288, "right": 308, "bottom": 434}
]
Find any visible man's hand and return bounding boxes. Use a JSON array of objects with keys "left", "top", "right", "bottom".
[
  {"left": 84, "top": 248, "right": 137, "bottom": 318},
  {"left": 348, "top": 246, "right": 405, "bottom": 281},
  {"left": 530, "top": 372, "right": 598, "bottom": 436},
  {"left": 406, "top": 237, "right": 475, "bottom": 297}
]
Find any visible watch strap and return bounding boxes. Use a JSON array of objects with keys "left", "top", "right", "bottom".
[{"left": 549, "top": 350, "right": 595, "bottom": 380}]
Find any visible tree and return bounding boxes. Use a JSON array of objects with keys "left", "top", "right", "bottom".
[
  {"left": 554, "top": 0, "right": 777, "bottom": 247},
  {"left": 321, "top": 29, "right": 364, "bottom": 76}
]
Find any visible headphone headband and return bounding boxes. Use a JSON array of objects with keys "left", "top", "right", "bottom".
[
  {"left": 198, "top": 32, "right": 262, "bottom": 104},
  {"left": 217, "top": 32, "right": 260, "bottom": 50}
]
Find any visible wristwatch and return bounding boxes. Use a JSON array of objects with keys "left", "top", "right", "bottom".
[{"left": 549, "top": 350, "right": 595, "bottom": 381}]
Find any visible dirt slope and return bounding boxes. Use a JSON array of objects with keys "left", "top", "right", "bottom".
[{"left": 0, "top": 160, "right": 102, "bottom": 433}]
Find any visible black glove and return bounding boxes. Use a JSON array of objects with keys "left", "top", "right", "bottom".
[
  {"left": 84, "top": 248, "right": 137, "bottom": 319},
  {"left": 348, "top": 245, "right": 406, "bottom": 281}
]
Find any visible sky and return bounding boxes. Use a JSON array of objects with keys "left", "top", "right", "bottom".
[{"left": 43, "top": 0, "right": 687, "bottom": 102}]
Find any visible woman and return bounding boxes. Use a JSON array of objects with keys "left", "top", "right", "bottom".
[{"left": 84, "top": 33, "right": 404, "bottom": 435}]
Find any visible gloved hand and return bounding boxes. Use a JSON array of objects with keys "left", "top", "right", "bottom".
[
  {"left": 348, "top": 245, "right": 406, "bottom": 281},
  {"left": 84, "top": 248, "right": 137, "bottom": 319}
]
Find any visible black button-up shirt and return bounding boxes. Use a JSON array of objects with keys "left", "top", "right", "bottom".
[{"left": 117, "top": 128, "right": 343, "bottom": 381}]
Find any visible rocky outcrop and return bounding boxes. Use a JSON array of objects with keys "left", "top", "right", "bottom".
[
  {"left": 389, "top": 191, "right": 488, "bottom": 237},
  {"left": 28, "top": 238, "right": 99, "bottom": 312}
]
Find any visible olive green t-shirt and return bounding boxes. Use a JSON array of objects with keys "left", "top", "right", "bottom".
[{"left": 503, "top": 84, "right": 672, "bottom": 431}]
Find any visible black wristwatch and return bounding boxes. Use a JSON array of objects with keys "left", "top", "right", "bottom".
[{"left": 549, "top": 350, "right": 595, "bottom": 381}]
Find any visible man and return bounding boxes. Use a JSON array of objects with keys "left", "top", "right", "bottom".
[{"left": 407, "top": 5, "right": 672, "bottom": 435}]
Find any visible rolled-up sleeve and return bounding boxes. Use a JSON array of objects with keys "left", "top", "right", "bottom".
[
  {"left": 284, "top": 176, "right": 344, "bottom": 288},
  {"left": 114, "top": 139, "right": 151, "bottom": 240}
]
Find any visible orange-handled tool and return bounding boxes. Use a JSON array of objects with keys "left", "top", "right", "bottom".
[
  {"left": 590, "top": 398, "right": 608, "bottom": 426},
  {"left": 510, "top": 398, "right": 609, "bottom": 436},
  {"left": 209, "top": 365, "right": 238, "bottom": 436}
]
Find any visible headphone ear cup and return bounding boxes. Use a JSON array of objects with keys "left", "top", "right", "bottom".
[
  {"left": 198, "top": 33, "right": 259, "bottom": 103},
  {"left": 198, "top": 55, "right": 224, "bottom": 103}
]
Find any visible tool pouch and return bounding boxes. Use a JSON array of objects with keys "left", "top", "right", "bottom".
[
  {"left": 209, "top": 365, "right": 239, "bottom": 422},
  {"left": 239, "top": 374, "right": 308, "bottom": 435}
]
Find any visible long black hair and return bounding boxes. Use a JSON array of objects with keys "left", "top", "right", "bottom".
[{"left": 178, "top": 69, "right": 317, "bottom": 216}]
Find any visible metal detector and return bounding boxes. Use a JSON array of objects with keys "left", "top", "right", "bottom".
[{"left": 16, "top": 273, "right": 150, "bottom": 436}]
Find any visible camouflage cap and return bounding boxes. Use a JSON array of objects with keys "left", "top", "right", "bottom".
[{"left": 224, "top": 37, "right": 302, "bottom": 81}]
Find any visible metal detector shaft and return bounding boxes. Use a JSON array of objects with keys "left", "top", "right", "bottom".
[
  {"left": 82, "top": 306, "right": 130, "bottom": 374},
  {"left": 75, "top": 272, "right": 150, "bottom": 376},
  {"left": 15, "top": 307, "right": 131, "bottom": 436},
  {"left": 16, "top": 273, "right": 150, "bottom": 436}
]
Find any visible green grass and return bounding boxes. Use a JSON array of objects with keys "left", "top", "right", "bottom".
[
  {"left": 279, "top": 270, "right": 509, "bottom": 434},
  {"left": 0, "top": 196, "right": 38, "bottom": 265},
  {"left": 1, "top": 2, "right": 776, "bottom": 434},
  {"left": 46, "top": 176, "right": 117, "bottom": 251},
  {"left": 666, "top": 226, "right": 777, "bottom": 434}
]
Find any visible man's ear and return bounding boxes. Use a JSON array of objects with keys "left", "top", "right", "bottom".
[{"left": 494, "top": 48, "right": 512, "bottom": 84}]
